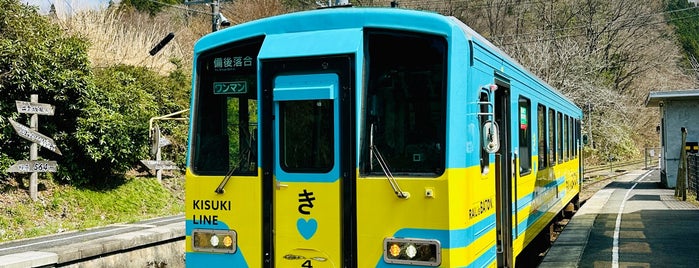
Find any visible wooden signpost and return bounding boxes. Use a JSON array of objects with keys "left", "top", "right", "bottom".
[
  {"left": 143, "top": 109, "right": 188, "bottom": 182},
  {"left": 8, "top": 118, "right": 62, "bottom": 155},
  {"left": 7, "top": 160, "right": 58, "bottom": 173},
  {"left": 140, "top": 160, "right": 178, "bottom": 171},
  {"left": 6, "top": 95, "right": 60, "bottom": 201},
  {"left": 142, "top": 124, "right": 176, "bottom": 182}
]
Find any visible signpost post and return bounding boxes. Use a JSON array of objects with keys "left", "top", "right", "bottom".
[
  {"left": 7, "top": 95, "right": 60, "bottom": 201},
  {"left": 141, "top": 125, "right": 177, "bottom": 182}
]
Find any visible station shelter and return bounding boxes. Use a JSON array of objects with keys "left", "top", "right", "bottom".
[{"left": 645, "top": 89, "right": 699, "bottom": 188}]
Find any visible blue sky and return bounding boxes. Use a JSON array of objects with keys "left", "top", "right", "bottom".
[{"left": 21, "top": 0, "right": 113, "bottom": 15}]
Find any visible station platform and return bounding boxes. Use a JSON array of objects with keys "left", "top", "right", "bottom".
[{"left": 539, "top": 169, "right": 699, "bottom": 268}]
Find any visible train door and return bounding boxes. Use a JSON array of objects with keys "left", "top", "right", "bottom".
[
  {"left": 494, "top": 80, "right": 514, "bottom": 268},
  {"left": 260, "top": 56, "right": 355, "bottom": 268}
]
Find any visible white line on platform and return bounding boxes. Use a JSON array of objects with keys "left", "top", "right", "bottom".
[
  {"left": 611, "top": 170, "right": 652, "bottom": 268},
  {"left": 0, "top": 226, "right": 133, "bottom": 253}
]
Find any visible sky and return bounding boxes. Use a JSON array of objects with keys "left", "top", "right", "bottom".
[{"left": 20, "top": 0, "right": 113, "bottom": 15}]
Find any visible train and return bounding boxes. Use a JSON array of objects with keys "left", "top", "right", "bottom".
[{"left": 185, "top": 6, "right": 582, "bottom": 268}]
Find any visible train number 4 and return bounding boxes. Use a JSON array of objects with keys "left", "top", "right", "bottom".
[{"left": 302, "top": 260, "right": 313, "bottom": 268}]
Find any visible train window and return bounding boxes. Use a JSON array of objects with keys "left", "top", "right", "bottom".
[
  {"left": 481, "top": 92, "right": 491, "bottom": 174},
  {"left": 568, "top": 116, "right": 573, "bottom": 160},
  {"left": 519, "top": 97, "right": 531, "bottom": 175},
  {"left": 564, "top": 114, "right": 569, "bottom": 161},
  {"left": 192, "top": 37, "right": 262, "bottom": 175},
  {"left": 361, "top": 30, "right": 447, "bottom": 176},
  {"left": 279, "top": 100, "right": 334, "bottom": 172},
  {"left": 556, "top": 112, "right": 564, "bottom": 163},
  {"left": 538, "top": 105, "right": 547, "bottom": 170},
  {"left": 548, "top": 108, "right": 556, "bottom": 167}
]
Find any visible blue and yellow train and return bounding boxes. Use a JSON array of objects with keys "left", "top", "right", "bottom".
[{"left": 185, "top": 7, "right": 582, "bottom": 268}]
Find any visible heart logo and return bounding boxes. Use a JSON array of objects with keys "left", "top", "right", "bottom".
[{"left": 296, "top": 218, "right": 318, "bottom": 240}]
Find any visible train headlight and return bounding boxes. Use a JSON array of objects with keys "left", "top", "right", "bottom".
[
  {"left": 383, "top": 238, "right": 441, "bottom": 266},
  {"left": 192, "top": 229, "right": 237, "bottom": 254}
]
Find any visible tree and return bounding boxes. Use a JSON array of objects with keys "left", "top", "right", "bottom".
[
  {"left": 0, "top": 0, "right": 96, "bottom": 183},
  {"left": 75, "top": 64, "right": 188, "bottom": 182},
  {"left": 0, "top": 0, "right": 190, "bottom": 185}
]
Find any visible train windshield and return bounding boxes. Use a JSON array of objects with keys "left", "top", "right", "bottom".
[
  {"left": 362, "top": 30, "right": 447, "bottom": 176},
  {"left": 191, "top": 37, "right": 263, "bottom": 176}
]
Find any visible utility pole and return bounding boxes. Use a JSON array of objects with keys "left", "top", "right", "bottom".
[
  {"left": 185, "top": 0, "right": 229, "bottom": 32},
  {"left": 211, "top": 0, "right": 220, "bottom": 32}
]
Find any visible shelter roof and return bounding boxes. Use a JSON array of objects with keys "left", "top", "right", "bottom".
[{"left": 645, "top": 89, "right": 699, "bottom": 107}]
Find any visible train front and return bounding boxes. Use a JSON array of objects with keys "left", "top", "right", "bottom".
[{"left": 185, "top": 8, "right": 487, "bottom": 268}]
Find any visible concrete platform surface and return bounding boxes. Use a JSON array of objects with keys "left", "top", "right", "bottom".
[
  {"left": 540, "top": 169, "right": 699, "bottom": 268},
  {"left": 0, "top": 215, "right": 183, "bottom": 268}
]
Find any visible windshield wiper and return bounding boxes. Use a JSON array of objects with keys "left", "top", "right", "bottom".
[
  {"left": 370, "top": 123, "right": 410, "bottom": 199},
  {"left": 215, "top": 147, "right": 251, "bottom": 194},
  {"left": 216, "top": 129, "right": 254, "bottom": 194}
]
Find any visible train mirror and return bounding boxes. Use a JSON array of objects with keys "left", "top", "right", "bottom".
[
  {"left": 582, "top": 134, "right": 589, "bottom": 145},
  {"left": 482, "top": 121, "right": 500, "bottom": 153}
]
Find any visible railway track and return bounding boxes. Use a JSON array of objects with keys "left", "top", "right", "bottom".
[{"left": 584, "top": 158, "right": 647, "bottom": 176}]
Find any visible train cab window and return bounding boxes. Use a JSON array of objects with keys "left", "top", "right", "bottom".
[
  {"left": 557, "top": 112, "right": 563, "bottom": 164},
  {"left": 548, "top": 108, "right": 556, "bottom": 167},
  {"left": 361, "top": 30, "right": 447, "bottom": 176},
  {"left": 519, "top": 97, "right": 532, "bottom": 175},
  {"left": 537, "top": 104, "right": 547, "bottom": 170},
  {"left": 192, "top": 37, "right": 262, "bottom": 175}
]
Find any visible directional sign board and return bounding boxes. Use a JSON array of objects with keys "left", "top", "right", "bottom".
[
  {"left": 9, "top": 118, "right": 62, "bottom": 155},
  {"left": 7, "top": 160, "right": 58, "bottom": 173},
  {"left": 159, "top": 136, "right": 172, "bottom": 148},
  {"left": 16, "top": 101, "right": 55, "bottom": 115},
  {"left": 140, "top": 160, "right": 178, "bottom": 170}
]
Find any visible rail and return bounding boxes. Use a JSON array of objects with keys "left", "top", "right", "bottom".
[{"left": 584, "top": 159, "right": 646, "bottom": 176}]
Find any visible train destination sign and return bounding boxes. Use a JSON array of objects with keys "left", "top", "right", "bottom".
[
  {"left": 16, "top": 101, "right": 55, "bottom": 115},
  {"left": 9, "top": 118, "right": 62, "bottom": 155},
  {"left": 212, "top": 56, "right": 254, "bottom": 72},
  {"left": 213, "top": 81, "right": 248, "bottom": 95},
  {"left": 7, "top": 160, "right": 58, "bottom": 173},
  {"left": 141, "top": 160, "right": 178, "bottom": 170}
]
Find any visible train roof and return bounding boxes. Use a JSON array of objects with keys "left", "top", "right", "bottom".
[
  {"left": 194, "top": 8, "right": 454, "bottom": 52},
  {"left": 194, "top": 7, "right": 579, "bottom": 111},
  {"left": 196, "top": 7, "right": 516, "bottom": 71}
]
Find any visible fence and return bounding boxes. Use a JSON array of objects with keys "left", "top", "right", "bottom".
[{"left": 687, "top": 153, "right": 699, "bottom": 200}]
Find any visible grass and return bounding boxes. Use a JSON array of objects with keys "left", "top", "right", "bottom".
[{"left": 0, "top": 175, "right": 184, "bottom": 242}]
